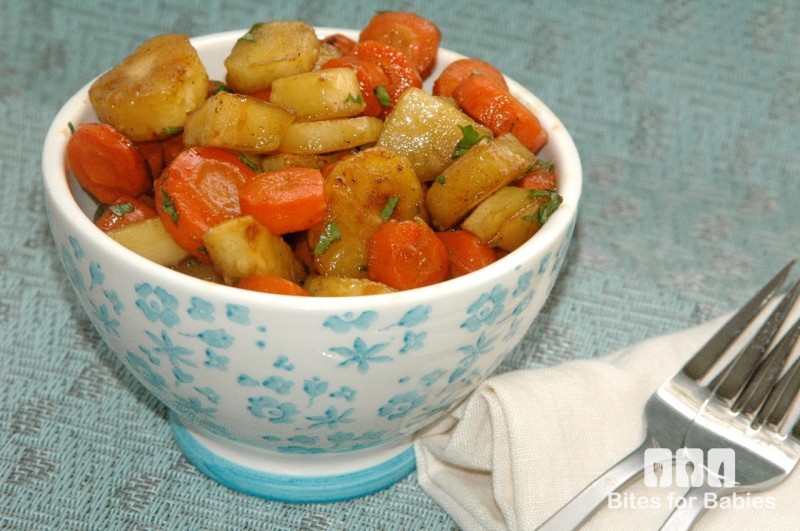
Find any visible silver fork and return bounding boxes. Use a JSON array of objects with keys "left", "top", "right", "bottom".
[
  {"left": 659, "top": 315, "right": 800, "bottom": 530},
  {"left": 537, "top": 261, "right": 797, "bottom": 531}
]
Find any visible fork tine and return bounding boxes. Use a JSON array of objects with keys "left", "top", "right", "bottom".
[
  {"left": 712, "top": 278, "right": 800, "bottom": 402},
  {"left": 682, "top": 260, "right": 795, "bottom": 381},
  {"left": 735, "top": 317, "right": 800, "bottom": 415},
  {"left": 752, "top": 343, "right": 800, "bottom": 430}
]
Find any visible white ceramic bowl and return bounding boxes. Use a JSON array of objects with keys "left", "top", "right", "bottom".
[{"left": 42, "top": 28, "right": 582, "bottom": 502}]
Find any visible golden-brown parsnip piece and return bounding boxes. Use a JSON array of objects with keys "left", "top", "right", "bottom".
[
  {"left": 303, "top": 275, "right": 395, "bottom": 296},
  {"left": 89, "top": 34, "right": 209, "bottom": 142},
  {"left": 270, "top": 67, "right": 366, "bottom": 121},
  {"left": 224, "top": 21, "right": 320, "bottom": 94},
  {"left": 279, "top": 117, "right": 383, "bottom": 155}
]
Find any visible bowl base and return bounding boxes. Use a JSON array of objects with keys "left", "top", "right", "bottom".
[{"left": 169, "top": 412, "right": 416, "bottom": 503}]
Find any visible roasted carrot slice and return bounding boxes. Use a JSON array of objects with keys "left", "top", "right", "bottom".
[
  {"left": 322, "top": 55, "right": 391, "bottom": 118},
  {"left": 324, "top": 33, "right": 357, "bottom": 55},
  {"left": 236, "top": 275, "right": 311, "bottom": 296},
  {"left": 359, "top": 11, "right": 441, "bottom": 79},
  {"left": 367, "top": 218, "right": 448, "bottom": 290},
  {"left": 432, "top": 58, "right": 508, "bottom": 98},
  {"left": 95, "top": 195, "right": 157, "bottom": 232},
  {"left": 352, "top": 40, "right": 422, "bottom": 115},
  {"left": 453, "top": 74, "right": 548, "bottom": 153},
  {"left": 66, "top": 123, "right": 152, "bottom": 204},
  {"left": 435, "top": 229, "right": 497, "bottom": 279},
  {"left": 154, "top": 146, "right": 255, "bottom": 261},
  {"left": 239, "top": 167, "right": 326, "bottom": 235}
]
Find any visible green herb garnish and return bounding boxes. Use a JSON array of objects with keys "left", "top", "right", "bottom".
[
  {"left": 237, "top": 153, "right": 259, "bottom": 172},
  {"left": 380, "top": 195, "right": 399, "bottom": 220},
  {"left": 436, "top": 175, "right": 446, "bottom": 185},
  {"left": 161, "top": 188, "right": 179, "bottom": 224},
  {"left": 240, "top": 23, "right": 264, "bottom": 42},
  {"left": 162, "top": 126, "right": 183, "bottom": 136},
  {"left": 211, "top": 80, "right": 232, "bottom": 94},
  {"left": 313, "top": 221, "right": 341, "bottom": 256},
  {"left": 374, "top": 86, "right": 391, "bottom": 107},
  {"left": 345, "top": 93, "right": 364, "bottom": 105},
  {"left": 109, "top": 202, "right": 134, "bottom": 217},
  {"left": 526, "top": 189, "right": 563, "bottom": 225},
  {"left": 67, "top": 121, "right": 75, "bottom": 134},
  {"left": 452, "top": 124, "right": 490, "bottom": 159}
]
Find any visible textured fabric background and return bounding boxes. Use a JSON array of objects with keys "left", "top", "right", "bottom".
[{"left": 2, "top": 0, "right": 799, "bottom": 529}]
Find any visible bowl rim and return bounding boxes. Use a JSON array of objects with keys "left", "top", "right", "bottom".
[{"left": 42, "top": 26, "right": 582, "bottom": 312}]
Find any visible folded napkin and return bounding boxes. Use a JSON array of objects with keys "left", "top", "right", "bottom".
[{"left": 413, "top": 316, "right": 800, "bottom": 530}]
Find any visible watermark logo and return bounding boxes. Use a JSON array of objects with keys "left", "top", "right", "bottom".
[{"left": 643, "top": 448, "right": 735, "bottom": 488}]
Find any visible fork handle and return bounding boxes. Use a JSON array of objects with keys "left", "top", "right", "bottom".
[
  {"left": 537, "top": 441, "right": 649, "bottom": 531},
  {"left": 659, "top": 483, "right": 719, "bottom": 531}
]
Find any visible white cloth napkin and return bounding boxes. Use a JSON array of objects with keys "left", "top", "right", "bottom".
[{"left": 413, "top": 316, "right": 800, "bottom": 530}]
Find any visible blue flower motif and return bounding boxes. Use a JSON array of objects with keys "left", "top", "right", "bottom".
[
  {"left": 247, "top": 396, "right": 299, "bottom": 424},
  {"left": 174, "top": 396, "right": 216, "bottom": 417},
  {"left": 274, "top": 355, "right": 294, "bottom": 371},
  {"left": 420, "top": 369, "right": 447, "bottom": 388},
  {"left": 329, "top": 386, "right": 357, "bottom": 402},
  {"left": 449, "top": 332, "right": 497, "bottom": 384},
  {"left": 90, "top": 303, "right": 119, "bottom": 337},
  {"left": 331, "top": 337, "right": 392, "bottom": 373},
  {"left": 183, "top": 328, "right": 234, "bottom": 349},
  {"left": 142, "top": 329, "right": 196, "bottom": 385},
  {"left": 461, "top": 285, "right": 507, "bottom": 332},
  {"left": 88, "top": 261, "right": 104, "bottom": 289},
  {"left": 513, "top": 270, "right": 533, "bottom": 298},
  {"left": 287, "top": 435, "right": 318, "bottom": 445},
  {"left": 303, "top": 377, "right": 328, "bottom": 406},
  {"left": 60, "top": 246, "right": 85, "bottom": 290},
  {"left": 103, "top": 289, "right": 123, "bottom": 315},
  {"left": 226, "top": 304, "right": 250, "bottom": 325},
  {"left": 135, "top": 283, "right": 180, "bottom": 328},
  {"left": 187, "top": 297, "right": 215, "bottom": 322},
  {"left": 69, "top": 236, "right": 84, "bottom": 260},
  {"left": 378, "top": 391, "right": 426, "bottom": 420},
  {"left": 323, "top": 311, "right": 378, "bottom": 333},
  {"left": 195, "top": 386, "right": 220, "bottom": 404},
  {"left": 125, "top": 351, "right": 166, "bottom": 390},
  {"left": 396, "top": 305, "right": 431, "bottom": 327},
  {"left": 538, "top": 251, "right": 552, "bottom": 274},
  {"left": 399, "top": 330, "right": 427, "bottom": 354},
  {"left": 306, "top": 406, "right": 355, "bottom": 429},
  {"left": 262, "top": 375, "right": 293, "bottom": 395},
  {"left": 204, "top": 348, "right": 229, "bottom": 371},
  {"left": 237, "top": 374, "right": 260, "bottom": 386}
]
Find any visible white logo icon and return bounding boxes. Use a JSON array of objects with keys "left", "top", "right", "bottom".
[{"left": 644, "top": 448, "right": 736, "bottom": 488}]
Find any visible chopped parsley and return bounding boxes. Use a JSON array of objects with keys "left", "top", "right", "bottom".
[
  {"left": 380, "top": 195, "right": 400, "bottom": 220},
  {"left": 211, "top": 80, "right": 232, "bottom": 94},
  {"left": 109, "top": 202, "right": 134, "bottom": 217},
  {"left": 67, "top": 121, "right": 75, "bottom": 134},
  {"left": 345, "top": 93, "right": 364, "bottom": 105},
  {"left": 161, "top": 188, "right": 179, "bottom": 224},
  {"left": 240, "top": 23, "right": 264, "bottom": 42},
  {"left": 436, "top": 175, "right": 446, "bottom": 185},
  {"left": 526, "top": 189, "right": 563, "bottom": 225},
  {"left": 452, "top": 124, "right": 491, "bottom": 159},
  {"left": 237, "top": 153, "right": 259, "bottom": 171},
  {"left": 162, "top": 126, "right": 183, "bottom": 136},
  {"left": 374, "top": 86, "right": 391, "bottom": 108},
  {"left": 313, "top": 221, "right": 341, "bottom": 256}
]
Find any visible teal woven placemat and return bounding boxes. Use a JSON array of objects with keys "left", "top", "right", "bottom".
[{"left": 2, "top": 0, "right": 799, "bottom": 529}]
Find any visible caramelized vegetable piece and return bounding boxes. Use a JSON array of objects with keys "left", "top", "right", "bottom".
[
  {"left": 202, "top": 215, "right": 307, "bottom": 285},
  {"left": 67, "top": 123, "right": 152, "bottom": 204},
  {"left": 426, "top": 133, "right": 536, "bottom": 230},
  {"left": 239, "top": 167, "right": 326, "bottom": 235},
  {"left": 435, "top": 230, "right": 497, "bottom": 278},
  {"left": 96, "top": 196, "right": 157, "bottom": 232},
  {"left": 453, "top": 74, "right": 548, "bottom": 153},
  {"left": 184, "top": 92, "right": 296, "bottom": 153},
  {"left": 309, "top": 146, "right": 426, "bottom": 278},
  {"left": 236, "top": 275, "right": 311, "bottom": 296},
  {"left": 351, "top": 40, "right": 422, "bottom": 115},
  {"left": 224, "top": 21, "right": 320, "bottom": 94},
  {"left": 154, "top": 146, "right": 256, "bottom": 261},
  {"left": 278, "top": 116, "right": 383, "bottom": 155},
  {"left": 322, "top": 55, "right": 392, "bottom": 118},
  {"left": 367, "top": 218, "right": 449, "bottom": 290},
  {"left": 269, "top": 67, "right": 366, "bottom": 121},
  {"left": 360, "top": 11, "right": 441, "bottom": 79},
  {"left": 107, "top": 217, "right": 191, "bottom": 267},
  {"left": 89, "top": 34, "right": 209, "bottom": 142},
  {"left": 432, "top": 58, "right": 508, "bottom": 98}
]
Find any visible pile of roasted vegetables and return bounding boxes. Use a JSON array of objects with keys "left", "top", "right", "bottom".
[{"left": 66, "top": 12, "right": 562, "bottom": 296}]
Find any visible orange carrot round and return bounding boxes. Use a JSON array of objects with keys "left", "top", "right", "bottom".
[
  {"left": 95, "top": 195, "right": 157, "bottom": 232},
  {"left": 66, "top": 123, "right": 152, "bottom": 204},
  {"left": 134, "top": 140, "right": 165, "bottom": 177},
  {"left": 432, "top": 58, "right": 508, "bottom": 98},
  {"left": 322, "top": 55, "right": 391, "bottom": 117},
  {"left": 515, "top": 165, "right": 557, "bottom": 190},
  {"left": 435, "top": 230, "right": 497, "bottom": 279},
  {"left": 239, "top": 167, "right": 326, "bottom": 235},
  {"left": 236, "top": 275, "right": 311, "bottom": 296},
  {"left": 160, "top": 133, "right": 185, "bottom": 167},
  {"left": 359, "top": 11, "right": 441, "bottom": 79},
  {"left": 367, "top": 219, "right": 449, "bottom": 290},
  {"left": 453, "top": 74, "right": 548, "bottom": 153},
  {"left": 352, "top": 40, "right": 422, "bottom": 114},
  {"left": 154, "top": 146, "right": 255, "bottom": 261}
]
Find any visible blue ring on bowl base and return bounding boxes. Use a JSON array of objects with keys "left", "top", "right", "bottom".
[{"left": 169, "top": 413, "right": 416, "bottom": 503}]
